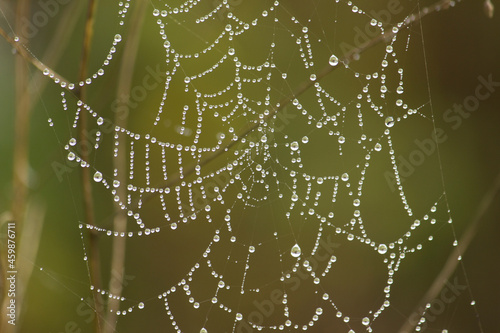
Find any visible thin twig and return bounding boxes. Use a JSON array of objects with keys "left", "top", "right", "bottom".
[
  {"left": 103, "top": 1, "right": 148, "bottom": 332},
  {"left": 398, "top": 170, "right": 500, "bottom": 333},
  {"left": 76, "top": 1, "right": 103, "bottom": 332},
  {"left": 0, "top": 28, "right": 69, "bottom": 85}
]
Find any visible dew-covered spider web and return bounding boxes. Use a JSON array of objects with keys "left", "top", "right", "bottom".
[{"left": 8, "top": 0, "right": 488, "bottom": 332}]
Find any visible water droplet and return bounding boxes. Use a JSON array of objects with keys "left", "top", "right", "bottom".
[
  {"left": 353, "top": 199, "right": 360, "bottom": 206},
  {"left": 69, "top": 138, "right": 77, "bottom": 146},
  {"left": 97, "top": 117, "right": 104, "bottom": 125},
  {"left": 138, "top": 302, "right": 144, "bottom": 309},
  {"left": 67, "top": 152, "right": 76, "bottom": 161},
  {"left": 302, "top": 136, "right": 309, "bottom": 144},
  {"left": 338, "top": 136, "right": 345, "bottom": 144},
  {"left": 309, "top": 74, "right": 317, "bottom": 81},
  {"left": 290, "top": 141, "right": 299, "bottom": 151},
  {"left": 114, "top": 34, "right": 122, "bottom": 42},
  {"left": 374, "top": 143, "right": 382, "bottom": 151},
  {"left": 249, "top": 246, "right": 255, "bottom": 253},
  {"left": 329, "top": 55, "right": 339, "bottom": 66},
  {"left": 255, "top": 164, "right": 262, "bottom": 172},
  {"left": 378, "top": 244, "right": 388, "bottom": 254},
  {"left": 235, "top": 313, "right": 243, "bottom": 321},
  {"left": 341, "top": 173, "right": 349, "bottom": 181},
  {"left": 93, "top": 171, "right": 103, "bottom": 182},
  {"left": 362, "top": 317, "right": 370, "bottom": 326},
  {"left": 200, "top": 329, "right": 208, "bottom": 333},
  {"left": 386, "top": 45, "right": 393, "bottom": 53},
  {"left": 113, "top": 180, "right": 120, "bottom": 188},
  {"left": 396, "top": 86, "right": 404, "bottom": 94},
  {"left": 291, "top": 243, "right": 301, "bottom": 257},
  {"left": 385, "top": 116, "right": 394, "bottom": 128},
  {"left": 291, "top": 194, "right": 298, "bottom": 202}
]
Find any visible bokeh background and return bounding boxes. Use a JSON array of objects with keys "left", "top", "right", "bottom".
[{"left": 0, "top": 0, "right": 499, "bottom": 332}]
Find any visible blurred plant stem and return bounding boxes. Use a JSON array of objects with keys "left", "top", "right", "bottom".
[
  {"left": 0, "top": 2, "right": 84, "bottom": 332},
  {"left": 0, "top": 1, "right": 30, "bottom": 332},
  {"left": 398, "top": 170, "right": 500, "bottom": 332},
  {"left": 75, "top": 1, "right": 104, "bottom": 332},
  {"left": 103, "top": 1, "right": 148, "bottom": 332}
]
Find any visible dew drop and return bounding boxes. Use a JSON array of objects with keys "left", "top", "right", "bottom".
[
  {"left": 67, "top": 152, "right": 76, "bottom": 161},
  {"left": 302, "top": 136, "right": 309, "bottom": 144},
  {"left": 385, "top": 116, "right": 394, "bottom": 128},
  {"left": 329, "top": 54, "right": 339, "bottom": 66},
  {"left": 341, "top": 173, "right": 349, "bottom": 181},
  {"left": 97, "top": 117, "right": 104, "bottom": 125},
  {"left": 374, "top": 143, "right": 382, "bottom": 151},
  {"left": 114, "top": 34, "right": 122, "bottom": 42},
  {"left": 235, "top": 313, "right": 243, "bottom": 321},
  {"left": 290, "top": 141, "right": 299, "bottom": 151},
  {"left": 113, "top": 180, "right": 120, "bottom": 188},
  {"left": 378, "top": 244, "right": 388, "bottom": 254},
  {"left": 138, "top": 302, "right": 144, "bottom": 309},
  {"left": 69, "top": 138, "right": 77, "bottom": 146},
  {"left": 291, "top": 243, "right": 301, "bottom": 257},
  {"left": 200, "top": 329, "right": 208, "bottom": 333},
  {"left": 93, "top": 171, "right": 103, "bottom": 183},
  {"left": 362, "top": 317, "right": 370, "bottom": 326}
]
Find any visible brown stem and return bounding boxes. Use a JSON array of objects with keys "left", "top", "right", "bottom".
[
  {"left": 397, "top": 170, "right": 500, "bottom": 333},
  {"left": 75, "top": 1, "right": 103, "bottom": 332},
  {"left": 1, "top": 3, "right": 30, "bottom": 332},
  {"left": 103, "top": 1, "right": 148, "bottom": 332}
]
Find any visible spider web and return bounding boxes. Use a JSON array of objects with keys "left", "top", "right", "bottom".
[{"left": 9, "top": 0, "right": 486, "bottom": 332}]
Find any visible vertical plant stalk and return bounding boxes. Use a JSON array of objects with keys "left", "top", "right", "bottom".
[
  {"left": 76, "top": 1, "right": 103, "bottom": 332},
  {"left": 398, "top": 171, "right": 500, "bottom": 333},
  {"left": 0, "top": 1, "right": 31, "bottom": 332},
  {"left": 103, "top": 1, "right": 148, "bottom": 332}
]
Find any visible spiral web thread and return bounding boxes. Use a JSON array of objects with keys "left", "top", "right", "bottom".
[{"left": 31, "top": 0, "right": 480, "bottom": 332}]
